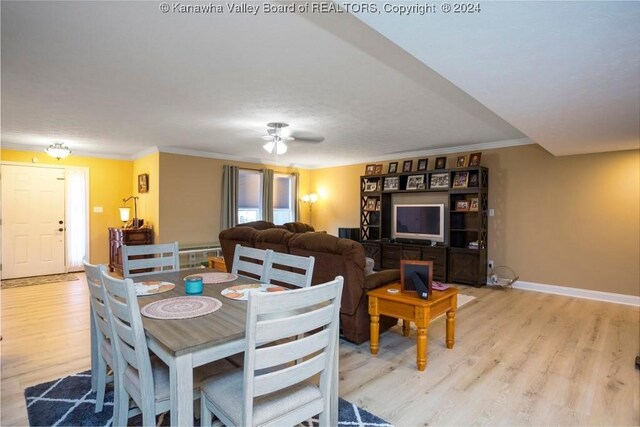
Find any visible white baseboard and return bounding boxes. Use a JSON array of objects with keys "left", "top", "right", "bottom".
[{"left": 512, "top": 281, "right": 640, "bottom": 307}]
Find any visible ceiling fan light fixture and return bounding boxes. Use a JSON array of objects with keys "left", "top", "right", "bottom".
[
  {"left": 263, "top": 140, "right": 287, "bottom": 155},
  {"left": 45, "top": 142, "right": 71, "bottom": 160}
]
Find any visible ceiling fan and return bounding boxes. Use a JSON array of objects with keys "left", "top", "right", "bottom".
[{"left": 261, "top": 122, "right": 324, "bottom": 155}]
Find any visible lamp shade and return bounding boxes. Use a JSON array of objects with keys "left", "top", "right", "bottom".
[{"left": 119, "top": 207, "right": 131, "bottom": 223}]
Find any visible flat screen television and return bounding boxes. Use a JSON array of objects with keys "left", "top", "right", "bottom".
[{"left": 392, "top": 203, "right": 445, "bottom": 243}]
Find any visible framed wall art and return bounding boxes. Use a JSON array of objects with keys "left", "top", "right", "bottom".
[{"left": 138, "top": 173, "right": 149, "bottom": 193}]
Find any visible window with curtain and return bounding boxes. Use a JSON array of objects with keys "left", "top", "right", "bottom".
[
  {"left": 65, "top": 168, "right": 89, "bottom": 270},
  {"left": 237, "top": 169, "right": 263, "bottom": 224},
  {"left": 273, "top": 173, "right": 296, "bottom": 225}
]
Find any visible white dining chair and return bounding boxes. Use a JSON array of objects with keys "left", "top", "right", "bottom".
[
  {"left": 100, "top": 271, "right": 233, "bottom": 426},
  {"left": 200, "top": 276, "right": 344, "bottom": 427},
  {"left": 263, "top": 252, "right": 315, "bottom": 288},
  {"left": 230, "top": 244, "right": 272, "bottom": 281},
  {"left": 83, "top": 260, "right": 115, "bottom": 413},
  {"left": 121, "top": 241, "right": 179, "bottom": 278}
]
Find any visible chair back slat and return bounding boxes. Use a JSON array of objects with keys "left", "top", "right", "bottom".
[
  {"left": 231, "top": 244, "right": 272, "bottom": 281},
  {"left": 255, "top": 329, "right": 329, "bottom": 370},
  {"left": 264, "top": 252, "right": 315, "bottom": 289},
  {"left": 253, "top": 353, "right": 326, "bottom": 397},
  {"left": 122, "top": 242, "right": 179, "bottom": 278},
  {"left": 256, "top": 305, "right": 334, "bottom": 344}
]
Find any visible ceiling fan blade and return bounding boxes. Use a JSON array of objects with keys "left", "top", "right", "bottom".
[
  {"left": 290, "top": 131, "right": 325, "bottom": 143},
  {"left": 261, "top": 135, "right": 274, "bottom": 141}
]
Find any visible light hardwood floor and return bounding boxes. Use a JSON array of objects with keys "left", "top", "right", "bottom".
[{"left": 1, "top": 275, "right": 638, "bottom": 426}]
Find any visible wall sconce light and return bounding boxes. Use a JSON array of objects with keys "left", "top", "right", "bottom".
[
  {"left": 45, "top": 142, "right": 71, "bottom": 160},
  {"left": 121, "top": 196, "right": 141, "bottom": 228},
  {"left": 300, "top": 193, "right": 318, "bottom": 224}
]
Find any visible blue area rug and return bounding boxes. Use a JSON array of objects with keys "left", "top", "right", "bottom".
[{"left": 25, "top": 370, "right": 393, "bottom": 426}]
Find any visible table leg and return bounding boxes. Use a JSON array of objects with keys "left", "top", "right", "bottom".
[
  {"left": 370, "top": 314, "right": 380, "bottom": 355},
  {"left": 415, "top": 306, "right": 429, "bottom": 371},
  {"left": 170, "top": 353, "right": 194, "bottom": 426},
  {"left": 416, "top": 326, "right": 428, "bottom": 371},
  {"left": 446, "top": 310, "right": 456, "bottom": 349},
  {"left": 402, "top": 319, "right": 410, "bottom": 337}
]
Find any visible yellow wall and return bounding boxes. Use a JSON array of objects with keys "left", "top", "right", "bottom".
[
  {"left": 308, "top": 145, "right": 640, "bottom": 296},
  {"left": 157, "top": 153, "right": 311, "bottom": 246},
  {"left": 1, "top": 148, "right": 133, "bottom": 264},
  {"left": 132, "top": 152, "right": 160, "bottom": 242}
]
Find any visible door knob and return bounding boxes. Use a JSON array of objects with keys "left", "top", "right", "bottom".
[
  {"left": 59, "top": 220, "right": 64, "bottom": 224},
  {"left": 58, "top": 228, "right": 64, "bottom": 232}
]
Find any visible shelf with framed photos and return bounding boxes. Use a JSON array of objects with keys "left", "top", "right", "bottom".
[{"left": 359, "top": 164, "right": 489, "bottom": 286}]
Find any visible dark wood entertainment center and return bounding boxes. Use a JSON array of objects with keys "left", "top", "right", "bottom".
[{"left": 360, "top": 166, "right": 488, "bottom": 286}]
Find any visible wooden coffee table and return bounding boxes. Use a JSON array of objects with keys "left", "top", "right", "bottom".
[{"left": 367, "top": 282, "right": 458, "bottom": 371}]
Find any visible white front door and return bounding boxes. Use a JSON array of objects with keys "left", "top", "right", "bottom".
[{"left": 2, "top": 165, "right": 66, "bottom": 279}]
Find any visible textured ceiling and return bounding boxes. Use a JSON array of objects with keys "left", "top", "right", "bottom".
[{"left": 1, "top": 1, "right": 637, "bottom": 168}]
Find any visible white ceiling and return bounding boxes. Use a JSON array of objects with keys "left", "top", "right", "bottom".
[{"left": 1, "top": 1, "right": 638, "bottom": 168}]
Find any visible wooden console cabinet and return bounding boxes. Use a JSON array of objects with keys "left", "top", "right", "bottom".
[{"left": 108, "top": 227, "right": 154, "bottom": 274}]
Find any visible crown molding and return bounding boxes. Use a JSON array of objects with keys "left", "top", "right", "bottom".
[{"left": 1, "top": 142, "right": 132, "bottom": 160}]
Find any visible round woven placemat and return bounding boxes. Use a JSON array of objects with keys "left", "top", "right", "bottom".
[
  {"left": 141, "top": 296, "right": 222, "bottom": 320},
  {"left": 184, "top": 272, "right": 238, "bottom": 284}
]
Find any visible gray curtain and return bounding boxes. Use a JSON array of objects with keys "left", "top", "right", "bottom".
[
  {"left": 221, "top": 165, "right": 239, "bottom": 229},
  {"left": 262, "top": 168, "right": 274, "bottom": 222},
  {"left": 293, "top": 171, "right": 300, "bottom": 221}
]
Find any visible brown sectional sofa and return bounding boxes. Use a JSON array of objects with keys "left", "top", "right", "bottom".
[{"left": 219, "top": 221, "right": 399, "bottom": 344}]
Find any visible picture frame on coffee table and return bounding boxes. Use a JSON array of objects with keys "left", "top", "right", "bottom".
[{"left": 400, "top": 260, "right": 433, "bottom": 299}]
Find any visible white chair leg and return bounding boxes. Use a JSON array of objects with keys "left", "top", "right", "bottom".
[
  {"left": 200, "top": 394, "right": 212, "bottom": 427},
  {"left": 95, "top": 357, "right": 107, "bottom": 412},
  {"left": 114, "top": 386, "right": 129, "bottom": 427},
  {"left": 142, "top": 399, "right": 156, "bottom": 427}
]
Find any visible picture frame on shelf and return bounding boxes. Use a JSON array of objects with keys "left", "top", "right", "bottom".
[
  {"left": 468, "top": 173, "right": 479, "bottom": 187},
  {"left": 400, "top": 260, "right": 433, "bottom": 299},
  {"left": 470, "top": 197, "right": 479, "bottom": 211},
  {"left": 365, "top": 164, "right": 376, "bottom": 175},
  {"left": 364, "top": 180, "right": 377, "bottom": 192},
  {"left": 138, "top": 173, "right": 149, "bottom": 193},
  {"left": 456, "top": 155, "right": 467, "bottom": 168},
  {"left": 469, "top": 152, "right": 482, "bottom": 167},
  {"left": 452, "top": 171, "right": 469, "bottom": 188},
  {"left": 455, "top": 200, "right": 470, "bottom": 211},
  {"left": 402, "top": 160, "right": 413, "bottom": 172},
  {"left": 435, "top": 157, "right": 447, "bottom": 170},
  {"left": 375, "top": 200, "right": 381, "bottom": 211},
  {"left": 430, "top": 172, "right": 449, "bottom": 189},
  {"left": 388, "top": 162, "right": 398, "bottom": 174},
  {"left": 417, "top": 158, "right": 428, "bottom": 171},
  {"left": 365, "top": 198, "right": 377, "bottom": 211},
  {"left": 406, "top": 175, "right": 425, "bottom": 190},
  {"left": 374, "top": 164, "right": 383, "bottom": 174},
  {"left": 384, "top": 176, "right": 399, "bottom": 191}
]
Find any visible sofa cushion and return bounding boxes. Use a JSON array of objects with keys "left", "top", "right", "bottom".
[
  {"left": 288, "top": 233, "right": 365, "bottom": 316},
  {"left": 237, "top": 220, "right": 276, "bottom": 230},
  {"left": 283, "top": 222, "right": 315, "bottom": 233},
  {"left": 218, "top": 226, "right": 260, "bottom": 272},
  {"left": 254, "top": 228, "right": 294, "bottom": 254}
]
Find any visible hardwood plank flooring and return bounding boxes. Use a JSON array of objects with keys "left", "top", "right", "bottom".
[{"left": 1, "top": 277, "right": 638, "bottom": 426}]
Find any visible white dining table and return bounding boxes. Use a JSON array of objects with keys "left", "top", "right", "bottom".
[{"left": 134, "top": 267, "right": 339, "bottom": 426}]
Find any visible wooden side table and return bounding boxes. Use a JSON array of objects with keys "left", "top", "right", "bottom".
[
  {"left": 367, "top": 282, "right": 458, "bottom": 371},
  {"left": 208, "top": 256, "right": 227, "bottom": 272}
]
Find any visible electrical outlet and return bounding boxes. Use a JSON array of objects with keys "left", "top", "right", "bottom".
[{"left": 488, "top": 260, "right": 494, "bottom": 270}]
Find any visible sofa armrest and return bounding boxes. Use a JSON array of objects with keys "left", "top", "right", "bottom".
[{"left": 363, "top": 269, "right": 400, "bottom": 291}]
